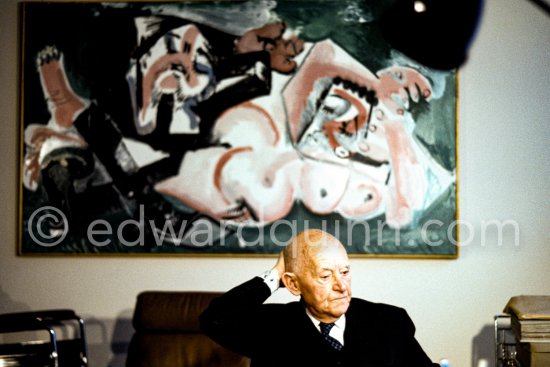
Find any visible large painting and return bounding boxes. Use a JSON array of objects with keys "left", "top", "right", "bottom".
[{"left": 18, "top": 0, "right": 458, "bottom": 257}]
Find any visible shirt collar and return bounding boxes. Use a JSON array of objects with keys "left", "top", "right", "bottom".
[{"left": 304, "top": 307, "right": 346, "bottom": 331}]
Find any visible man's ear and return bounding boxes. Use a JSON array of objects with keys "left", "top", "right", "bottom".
[{"left": 282, "top": 272, "right": 301, "bottom": 296}]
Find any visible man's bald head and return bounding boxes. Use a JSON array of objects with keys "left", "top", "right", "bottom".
[
  {"left": 281, "top": 229, "right": 351, "bottom": 322},
  {"left": 283, "top": 229, "right": 345, "bottom": 275}
]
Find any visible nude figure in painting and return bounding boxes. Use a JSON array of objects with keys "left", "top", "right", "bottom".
[
  {"left": 22, "top": 19, "right": 305, "bottom": 234},
  {"left": 155, "top": 40, "right": 453, "bottom": 230},
  {"left": 23, "top": 17, "right": 453, "bottom": 243}
]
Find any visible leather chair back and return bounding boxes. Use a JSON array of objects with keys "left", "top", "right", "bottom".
[{"left": 126, "top": 291, "right": 249, "bottom": 367}]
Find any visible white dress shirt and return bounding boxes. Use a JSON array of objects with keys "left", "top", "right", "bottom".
[{"left": 260, "top": 268, "right": 280, "bottom": 293}]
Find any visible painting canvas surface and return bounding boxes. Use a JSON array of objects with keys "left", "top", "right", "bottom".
[{"left": 19, "top": 0, "right": 458, "bottom": 256}]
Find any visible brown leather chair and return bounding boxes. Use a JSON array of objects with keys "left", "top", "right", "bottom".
[{"left": 126, "top": 291, "right": 249, "bottom": 367}]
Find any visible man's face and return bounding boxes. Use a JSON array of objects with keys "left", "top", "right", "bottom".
[{"left": 297, "top": 245, "right": 352, "bottom": 322}]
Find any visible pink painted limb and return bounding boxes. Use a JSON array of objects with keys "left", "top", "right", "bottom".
[
  {"left": 375, "top": 66, "right": 433, "bottom": 116},
  {"left": 214, "top": 102, "right": 280, "bottom": 148},
  {"left": 37, "top": 47, "right": 86, "bottom": 129},
  {"left": 383, "top": 120, "right": 424, "bottom": 228}
]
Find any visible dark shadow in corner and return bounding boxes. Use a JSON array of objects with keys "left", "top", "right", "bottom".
[
  {"left": 472, "top": 324, "right": 495, "bottom": 367},
  {"left": 84, "top": 312, "right": 133, "bottom": 367},
  {"left": 108, "top": 310, "right": 134, "bottom": 367},
  {"left": 84, "top": 317, "right": 111, "bottom": 367}
]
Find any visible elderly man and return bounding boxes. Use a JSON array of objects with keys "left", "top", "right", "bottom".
[{"left": 200, "top": 229, "right": 439, "bottom": 366}]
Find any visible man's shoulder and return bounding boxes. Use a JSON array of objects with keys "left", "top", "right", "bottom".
[
  {"left": 347, "top": 298, "right": 415, "bottom": 338},
  {"left": 349, "top": 298, "right": 407, "bottom": 319}
]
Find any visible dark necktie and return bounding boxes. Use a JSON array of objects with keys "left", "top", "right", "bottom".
[{"left": 319, "top": 322, "right": 343, "bottom": 351}]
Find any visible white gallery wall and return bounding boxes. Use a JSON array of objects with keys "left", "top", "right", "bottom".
[{"left": 1, "top": 0, "right": 549, "bottom": 366}]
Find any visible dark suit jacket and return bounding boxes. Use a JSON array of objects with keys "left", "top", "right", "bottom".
[{"left": 200, "top": 277, "right": 439, "bottom": 367}]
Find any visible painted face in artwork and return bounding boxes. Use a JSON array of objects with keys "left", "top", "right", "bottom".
[
  {"left": 298, "top": 79, "right": 390, "bottom": 167},
  {"left": 130, "top": 24, "right": 215, "bottom": 136}
]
